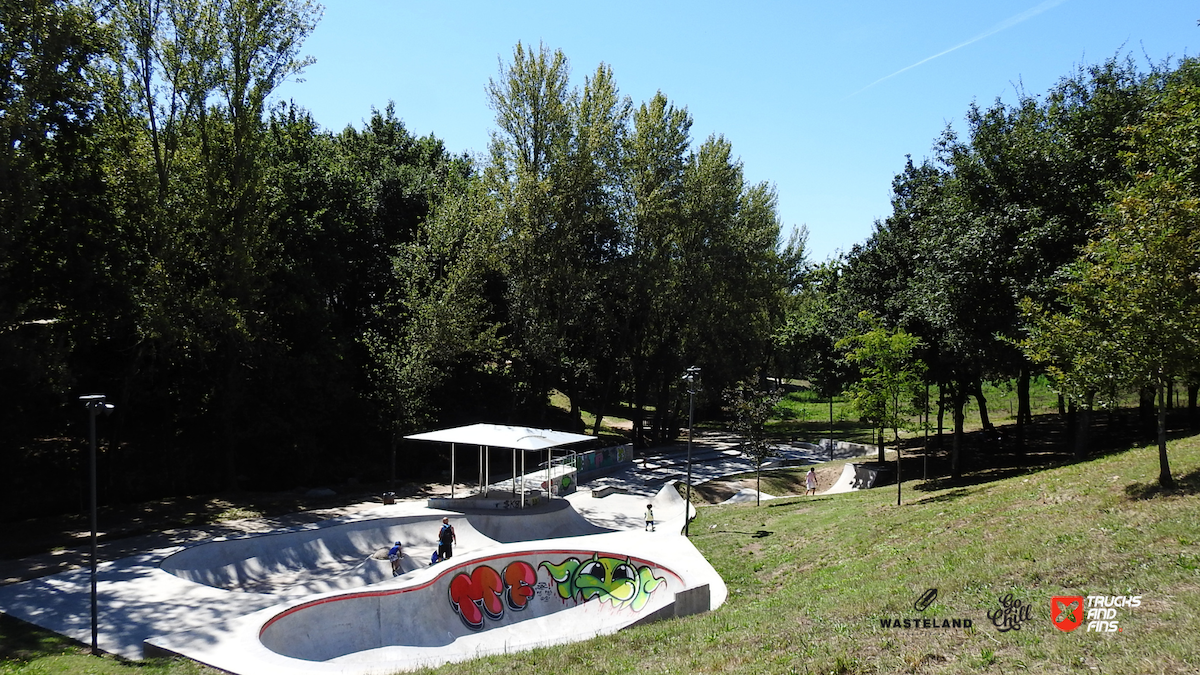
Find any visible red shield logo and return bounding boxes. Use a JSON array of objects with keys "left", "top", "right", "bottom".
[{"left": 1051, "top": 595, "right": 1084, "bottom": 632}]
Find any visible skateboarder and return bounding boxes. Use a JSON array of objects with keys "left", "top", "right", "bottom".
[
  {"left": 644, "top": 504, "right": 655, "bottom": 531},
  {"left": 806, "top": 468, "right": 817, "bottom": 496},
  {"left": 388, "top": 541, "right": 403, "bottom": 576},
  {"left": 438, "top": 517, "right": 456, "bottom": 561}
]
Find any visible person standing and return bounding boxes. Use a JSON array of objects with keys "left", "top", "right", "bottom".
[
  {"left": 644, "top": 504, "right": 655, "bottom": 531},
  {"left": 438, "top": 517, "right": 457, "bottom": 560},
  {"left": 388, "top": 541, "right": 403, "bottom": 576},
  {"left": 806, "top": 468, "right": 818, "bottom": 496}
]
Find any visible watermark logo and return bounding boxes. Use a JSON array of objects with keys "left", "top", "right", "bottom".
[
  {"left": 913, "top": 588, "right": 938, "bottom": 612},
  {"left": 988, "top": 593, "right": 1033, "bottom": 632},
  {"left": 1051, "top": 595, "right": 1084, "bottom": 632},
  {"left": 877, "top": 589, "right": 973, "bottom": 630},
  {"left": 1082, "top": 595, "right": 1140, "bottom": 633}
]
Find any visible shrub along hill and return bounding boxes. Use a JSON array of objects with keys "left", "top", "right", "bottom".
[{"left": 2, "top": 434, "right": 1198, "bottom": 674}]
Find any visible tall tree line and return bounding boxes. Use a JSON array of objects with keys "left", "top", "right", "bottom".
[
  {"left": 781, "top": 54, "right": 1200, "bottom": 486},
  {"left": 2, "top": 6, "right": 796, "bottom": 518},
  {"left": 486, "top": 42, "right": 799, "bottom": 445}
]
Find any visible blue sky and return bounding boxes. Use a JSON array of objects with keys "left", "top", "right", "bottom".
[{"left": 271, "top": 1, "right": 1199, "bottom": 262}]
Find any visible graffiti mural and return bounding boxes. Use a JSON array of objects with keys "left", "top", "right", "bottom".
[
  {"left": 447, "top": 561, "right": 536, "bottom": 630},
  {"left": 541, "top": 555, "right": 665, "bottom": 612},
  {"left": 446, "top": 554, "right": 667, "bottom": 630}
]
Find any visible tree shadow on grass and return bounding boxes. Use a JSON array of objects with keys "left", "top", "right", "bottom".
[
  {"left": 0, "top": 612, "right": 83, "bottom": 661},
  {"left": 913, "top": 488, "right": 976, "bottom": 505},
  {"left": 702, "top": 529, "right": 772, "bottom": 538},
  {"left": 1123, "top": 468, "right": 1200, "bottom": 500}
]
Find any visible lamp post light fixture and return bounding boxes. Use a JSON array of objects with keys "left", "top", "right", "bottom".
[
  {"left": 682, "top": 366, "right": 700, "bottom": 537},
  {"left": 80, "top": 394, "right": 114, "bottom": 655}
]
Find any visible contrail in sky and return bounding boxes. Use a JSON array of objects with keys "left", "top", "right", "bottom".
[{"left": 848, "top": 0, "right": 1071, "bottom": 97}]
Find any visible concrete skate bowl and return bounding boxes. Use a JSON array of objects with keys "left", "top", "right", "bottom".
[
  {"left": 160, "top": 502, "right": 606, "bottom": 597},
  {"left": 257, "top": 547, "right": 699, "bottom": 667}
]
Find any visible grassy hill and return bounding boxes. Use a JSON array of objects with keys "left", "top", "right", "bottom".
[
  {"left": 3, "top": 433, "right": 1198, "bottom": 674},
  {"left": 419, "top": 434, "right": 1200, "bottom": 674}
]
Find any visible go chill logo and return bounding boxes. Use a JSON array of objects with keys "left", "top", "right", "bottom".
[{"left": 1051, "top": 595, "right": 1141, "bottom": 633}]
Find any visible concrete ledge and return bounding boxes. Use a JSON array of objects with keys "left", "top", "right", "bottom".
[
  {"left": 674, "top": 583, "right": 711, "bottom": 617},
  {"left": 591, "top": 486, "right": 623, "bottom": 498},
  {"left": 427, "top": 493, "right": 542, "bottom": 511},
  {"left": 630, "top": 584, "right": 711, "bottom": 628}
]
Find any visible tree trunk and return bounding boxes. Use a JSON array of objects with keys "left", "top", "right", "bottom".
[
  {"left": 1066, "top": 399, "right": 1077, "bottom": 450},
  {"left": 1140, "top": 386, "right": 1156, "bottom": 435},
  {"left": 632, "top": 371, "right": 646, "bottom": 448},
  {"left": 1057, "top": 394, "right": 1065, "bottom": 416},
  {"left": 878, "top": 425, "right": 885, "bottom": 463},
  {"left": 937, "top": 385, "right": 946, "bottom": 451},
  {"left": 923, "top": 380, "right": 930, "bottom": 480},
  {"left": 591, "top": 369, "right": 618, "bottom": 436},
  {"left": 972, "top": 381, "right": 992, "bottom": 430},
  {"left": 828, "top": 396, "right": 834, "bottom": 460},
  {"left": 951, "top": 383, "right": 967, "bottom": 480},
  {"left": 1016, "top": 367, "right": 1030, "bottom": 454},
  {"left": 1158, "top": 383, "right": 1175, "bottom": 489},
  {"left": 564, "top": 386, "right": 585, "bottom": 433},
  {"left": 1074, "top": 391, "right": 1094, "bottom": 460},
  {"left": 1188, "top": 380, "right": 1198, "bottom": 429}
]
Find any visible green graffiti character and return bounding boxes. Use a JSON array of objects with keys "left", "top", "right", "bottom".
[{"left": 541, "top": 554, "right": 665, "bottom": 611}]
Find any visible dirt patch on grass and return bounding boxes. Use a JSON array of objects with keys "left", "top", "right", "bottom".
[
  {"left": 688, "top": 465, "right": 850, "bottom": 504},
  {"left": 687, "top": 481, "right": 741, "bottom": 504}
]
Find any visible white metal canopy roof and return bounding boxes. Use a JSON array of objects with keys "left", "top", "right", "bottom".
[{"left": 403, "top": 423, "right": 594, "bottom": 451}]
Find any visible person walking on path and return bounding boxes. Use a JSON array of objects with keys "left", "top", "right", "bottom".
[
  {"left": 644, "top": 504, "right": 655, "bottom": 531},
  {"left": 438, "top": 517, "right": 457, "bottom": 561},
  {"left": 388, "top": 541, "right": 404, "bottom": 576},
  {"left": 806, "top": 468, "right": 818, "bottom": 496}
]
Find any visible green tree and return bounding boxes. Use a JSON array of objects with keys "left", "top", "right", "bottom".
[
  {"left": 485, "top": 41, "right": 574, "bottom": 419},
  {"left": 837, "top": 312, "right": 925, "bottom": 465},
  {"left": 623, "top": 91, "right": 692, "bottom": 442},
  {"left": 1021, "top": 59, "right": 1200, "bottom": 488},
  {"left": 723, "top": 373, "right": 783, "bottom": 506},
  {"left": 0, "top": 0, "right": 113, "bottom": 436}
]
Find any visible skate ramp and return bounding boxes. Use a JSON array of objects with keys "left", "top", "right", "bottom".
[
  {"left": 821, "top": 462, "right": 886, "bottom": 495},
  {"left": 160, "top": 501, "right": 606, "bottom": 597},
  {"left": 160, "top": 514, "right": 486, "bottom": 596},
  {"left": 148, "top": 531, "right": 724, "bottom": 674}
]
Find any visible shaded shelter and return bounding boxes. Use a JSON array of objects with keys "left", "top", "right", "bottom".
[{"left": 404, "top": 423, "right": 594, "bottom": 507}]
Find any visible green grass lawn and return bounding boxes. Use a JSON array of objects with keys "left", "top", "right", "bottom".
[
  {"left": 410, "top": 434, "right": 1200, "bottom": 674},
  {"left": 4, "top": 428, "right": 1198, "bottom": 674}
]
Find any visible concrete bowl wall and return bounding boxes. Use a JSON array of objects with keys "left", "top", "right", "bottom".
[
  {"left": 158, "top": 502, "right": 612, "bottom": 596},
  {"left": 257, "top": 547, "right": 685, "bottom": 662}
]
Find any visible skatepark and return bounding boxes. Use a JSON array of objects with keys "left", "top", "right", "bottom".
[{"left": 0, "top": 425, "right": 872, "bottom": 674}]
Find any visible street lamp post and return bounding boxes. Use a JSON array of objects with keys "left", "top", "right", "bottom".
[
  {"left": 80, "top": 394, "right": 113, "bottom": 655},
  {"left": 683, "top": 366, "right": 700, "bottom": 537}
]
